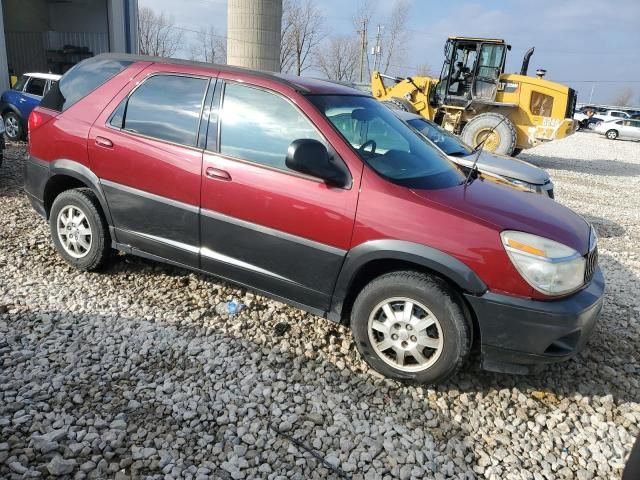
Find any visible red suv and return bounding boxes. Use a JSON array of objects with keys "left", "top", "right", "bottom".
[{"left": 24, "top": 54, "right": 604, "bottom": 384}]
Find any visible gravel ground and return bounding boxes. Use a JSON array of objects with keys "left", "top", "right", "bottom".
[{"left": 0, "top": 132, "right": 638, "bottom": 479}]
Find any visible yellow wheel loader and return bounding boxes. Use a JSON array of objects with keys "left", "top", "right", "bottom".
[{"left": 371, "top": 37, "right": 578, "bottom": 156}]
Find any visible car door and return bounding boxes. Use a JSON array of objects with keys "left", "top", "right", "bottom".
[
  {"left": 88, "top": 68, "right": 214, "bottom": 268},
  {"left": 199, "top": 79, "right": 362, "bottom": 311},
  {"left": 620, "top": 120, "right": 640, "bottom": 140},
  {"left": 20, "top": 76, "right": 46, "bottom": 118}
]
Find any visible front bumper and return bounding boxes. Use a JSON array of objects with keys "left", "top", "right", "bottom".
[{"left": 465, "top": 267, "right": 605, "bottom": 374}]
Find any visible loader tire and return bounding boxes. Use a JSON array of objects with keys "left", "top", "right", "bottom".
[
  {"left": 461, "top": 113, "right": 517, "bottom": 156},
  {"left": 381, "top": 97, "right": 417, "bottom": 114}
]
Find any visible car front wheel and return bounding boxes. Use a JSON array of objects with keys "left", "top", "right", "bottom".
[
  {"left": 4, "top": 111, "right": 23, "bottom": 140},
  {"left": 351, "top": 271, "right": 472, "bottom": 384}
]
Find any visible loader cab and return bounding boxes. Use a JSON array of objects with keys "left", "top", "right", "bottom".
[{"left": 433, "top": 37, "right": 508, "bottom": 107}]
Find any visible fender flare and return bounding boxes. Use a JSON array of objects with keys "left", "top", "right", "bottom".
[
  {"left": 1, "top": 102, "right": 23, "bottom": 120},
  {"left": 328, "top": 239, "right": 487, "bottom": 321},
  {"left": 47, "top": 159, "right": 113, "bottom": 225}
]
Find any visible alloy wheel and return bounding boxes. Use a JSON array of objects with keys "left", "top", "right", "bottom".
[
  {"left": 367, "top": 297, "right": 444, "bottom": 372},
  {"left": 5, "top": 115, "right": 19, "bottom": 138},
  {"left": 56, "top": 205, "right": 93, "bottom": 258}
]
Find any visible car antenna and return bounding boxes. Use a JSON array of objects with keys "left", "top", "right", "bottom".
[{"left": 464, "top": 116, "right": 508, "bottom": 186}]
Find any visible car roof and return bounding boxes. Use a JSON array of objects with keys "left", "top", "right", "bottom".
[
  {"left": 24, "top": 73, "right": 62, "bottom": 81},
  {"left": 91, "top": 53, "right": 364, "bottom": 96}
]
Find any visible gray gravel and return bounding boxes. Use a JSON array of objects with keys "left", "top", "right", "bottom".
[{"left": 1, "top": 132, "right": 638, "bottom": 479}]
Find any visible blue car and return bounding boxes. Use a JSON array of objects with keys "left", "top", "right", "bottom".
[{"left": 1, "top": 73, "right": 61, "bottom": 140}]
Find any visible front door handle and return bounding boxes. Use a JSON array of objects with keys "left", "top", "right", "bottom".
[
  {"left": 205, "top": 167, "right": 231, "bottom": 181},
  {"left": 95, "top": 136, "right": 113, "bottom": 148}
]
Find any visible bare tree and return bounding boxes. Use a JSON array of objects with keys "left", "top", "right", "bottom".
[
  {"left": 316, "top": 35, "right": 359, "bottom": 82},
  {"left": 138, "top": 7, "right": 184, "bottom": 58},
  {"left": 380, "top": 0, "right": 410, "bottom": 75},
  {"left": 280, "top": 0, "right": 325, "bottom": 75},
  {"left": 610, "top": 87, "right": 634, "bottom": 107},
  {"left": 189, "top": 26, "right": 226, "bottom": 64}
]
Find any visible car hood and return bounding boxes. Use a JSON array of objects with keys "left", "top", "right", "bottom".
[
  {"left": 411, "top": 178, "right": 591, "bottom": 254},
  {"left": 450, "top": 151, "right": 550, "bottom": 185}
]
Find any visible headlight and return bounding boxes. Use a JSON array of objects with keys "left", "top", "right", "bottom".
[{"left": 501, "top": 231, "right": 585, "bottom": 295}]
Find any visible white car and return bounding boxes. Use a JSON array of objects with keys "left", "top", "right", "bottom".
[
  {"left": 595, "top": 118, "right": 640, "bottom": 141},
  {"left": 593, "top": 110, "right": 631, "bottom": 122}
]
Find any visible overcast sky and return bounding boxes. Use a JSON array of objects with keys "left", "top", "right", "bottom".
[{"left": 139, "top": 0, "right": 640, "bottom": 105}]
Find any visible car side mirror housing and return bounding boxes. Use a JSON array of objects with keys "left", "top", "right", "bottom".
[{"left": 285, "top": 139, "right": 349, "bottom": 188}]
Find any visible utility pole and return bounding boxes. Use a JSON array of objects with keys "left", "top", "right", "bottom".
[
  {"left": 372, "top": 25, "right": 383, "bottom": 72},
  {"left": 588, "top": 84, "right": 595, "bottom": 104},
  {"left": 358, "top": 19, "right": 368, "bottom": 82}
]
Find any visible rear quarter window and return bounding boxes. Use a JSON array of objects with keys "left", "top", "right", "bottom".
[{"left": 39, "top": 57, "right": 132, "bottom": 112}]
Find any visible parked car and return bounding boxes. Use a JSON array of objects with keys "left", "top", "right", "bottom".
[
  {"left": 392, "top": 111, "right": 555, "bottom": 198},
  {"left": 594, "top": 118, "right": 640, "bottom": 140},
  {"left": 592, "top": 109, "right": 631, "bottom": 123},
  {"left": 583, "top": 116, "right": 605, "bottom": 130},
  {"left": 25, "top": 54, "right": 604, "bottom": 384},
  {"left": 0, "top": 116, "right": 5, "bottom": 167},
  {"left": 0, "top": 72, "right": 61, "bottom": 140}
]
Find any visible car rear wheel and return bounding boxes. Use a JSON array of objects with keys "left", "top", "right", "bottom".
[
  {"left": 4, "top": 111, "right": 23, "bottom": 140},
  {"left": 606, "top": 129, "right": 618, "bottom": 140},
  {"left": 49, "top": 188, "right": 111, "bottom": 271},
  {"left": 350, "top": 271, "right": 472, "bottom": 384}
]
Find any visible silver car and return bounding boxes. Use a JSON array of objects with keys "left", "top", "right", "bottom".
[
  {"left": 393, "top": 111, "right": 555, "bottom": 198},
  {"left": 594, "top": 118, "right": 640, "bottom": 141}
]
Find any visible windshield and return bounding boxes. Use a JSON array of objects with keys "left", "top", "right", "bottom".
[
  {"left": 308, "top": 95, "right": 464, "bottom": 189},
  {"left": 406, "top": 118, "right": 472, "bottom": 156}
]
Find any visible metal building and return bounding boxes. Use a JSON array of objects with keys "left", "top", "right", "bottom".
[
  {"left": 227, "top": 0, "right": 282, "bottom": 72},
  {"left": 0, "top": 0, "right": 138, "bottom": 89}
]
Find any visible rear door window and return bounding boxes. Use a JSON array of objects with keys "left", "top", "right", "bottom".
[
  {"left": 25, "top": 78, "right": 46, "bottom": 96},
  {"left": 117, "top": 74, "right": 208, "bottom": 147}
]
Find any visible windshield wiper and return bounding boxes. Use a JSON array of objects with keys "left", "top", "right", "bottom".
[
  {"left": 464, "top": 116, "right": 507, "bottom": 186},
  {"left": 448, "top": 151, "right": 470, "bottom": 157}
]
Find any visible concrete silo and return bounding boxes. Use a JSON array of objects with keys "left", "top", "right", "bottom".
[{"left": 227, "top": 0, "right": 282, "bottom": 72}]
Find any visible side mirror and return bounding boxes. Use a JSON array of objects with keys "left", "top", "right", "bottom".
[{"left": 285, "top": 139, "right": 349, "bottom": 187}]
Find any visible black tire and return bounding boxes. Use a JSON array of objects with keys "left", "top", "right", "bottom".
[
  {"left": 461, "top": 112, "right": 517, "bottom": 155},
  {"left": 49, "top": 188, "right": 111, "bottom": 271},
  {"left": 381, "top": 97, "right": 417, "bottom": 114},
  {"left": 511, "top": 147, "right": 523, "bottom": 157},
  {"left": 350, "top": 271, "right": 472, "bottom": 385},
  {"left": 605, "top": 129, "right": 618, "bottom": 140},
  {"left": 3, "top": 111, "right": 23, "bottom": 140}
]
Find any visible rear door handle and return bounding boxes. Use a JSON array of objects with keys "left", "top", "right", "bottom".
[
  {"left": 95, "top": 136, "right": 113, "bottom": 148},
  {"left": 205, "top": 167, "right": 231, "bottom": 181}
]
